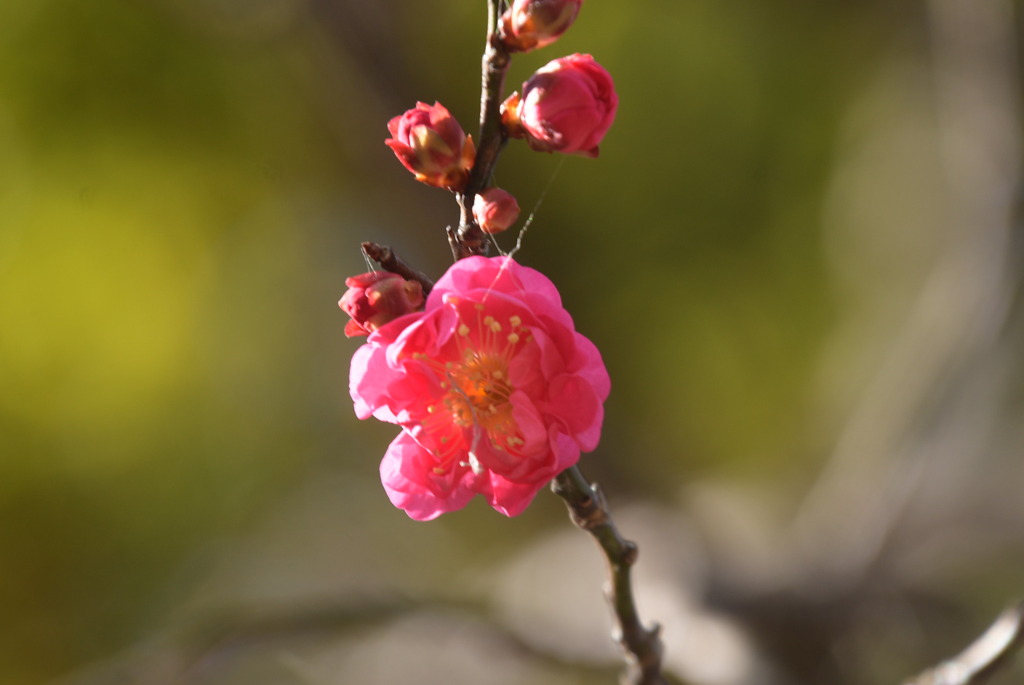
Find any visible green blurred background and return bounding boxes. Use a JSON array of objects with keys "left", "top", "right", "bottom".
[{"left": 2, "top": 1, "right": 1022, "bottom": 684}]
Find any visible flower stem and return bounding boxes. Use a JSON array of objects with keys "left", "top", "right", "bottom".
[
  {"left": 451, "top": 0, "right": 511, "bottom": 260},
  {"left": 551, "top": 465, "right": 668, "bottom": 685}
]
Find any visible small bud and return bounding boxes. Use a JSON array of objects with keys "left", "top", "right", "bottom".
[
  {"left": 513, "top": 54, "right": 617, "bottom": 158},
  {"left": 385, "top": 102, "right": 476, "bottom": 190},
  {"left": 339, "top": 271, "right": 424, "bottom": 337},
  {"left": 500, "top": 0, "right": 583, "bottom": 52},
  {"left": 472, "top": 187, "right": 521, "bottom": 234}
]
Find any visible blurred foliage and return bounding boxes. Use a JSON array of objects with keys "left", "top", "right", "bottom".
[{"left": 2, "top": 1, "right": 1021, "bottom": 684}]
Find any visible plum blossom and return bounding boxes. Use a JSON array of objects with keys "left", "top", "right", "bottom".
[{"left": 349, "top": 256, "right": 610, "bottom": 520}]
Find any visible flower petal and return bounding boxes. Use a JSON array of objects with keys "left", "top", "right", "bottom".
[
  {"left": 347, "top": 255, "right": 611, "bottom": 519},
  {"left": 349, "top": 342, "right": 397, "bottom": 422},
  {"left": 477, "top": 472, "right": 546, "bottom": 518},
  {"left": 380, "top": 432, "right": 476, "bottom": 521},
  {"left": 546, "top": 373, "right": 603, "bottom": 452}
]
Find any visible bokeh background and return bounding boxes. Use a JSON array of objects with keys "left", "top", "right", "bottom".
[{"left": 2, "top": 0, "right": 1022, "bottom": 683}]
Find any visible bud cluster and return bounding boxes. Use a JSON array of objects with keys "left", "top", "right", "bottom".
[
  {"left": 342, "top": 0, "right": 619, "bottom": 524},
  {"left": 378, "top": 0, "right": 616, "bottom": 238}
]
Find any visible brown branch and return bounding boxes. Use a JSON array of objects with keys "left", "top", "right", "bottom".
[
  {"left": 450, "top": 0, "right": 512, "bottom": 261},
  {"left": 446, "top": 6, "right": 666, "bottom": 681},
  {"left": 361, "top": 241, "right": 435, "bottom": 295},
  {"left": 903, "top": 601, "right": 1024, "bottom": 685},
  {"left": 551, "top": 465, "right": 668, "bottom": 685}
]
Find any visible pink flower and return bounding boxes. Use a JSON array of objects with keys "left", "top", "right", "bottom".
[
  {"left": 472, "top": 187, "right": 521, "bottom": 234},
  {"left": 350, "top": 256, "right": 610, "bottom": 520},
  {"left": 385, "top": 102, "right": 476, "bottom": 190},
  {"left": 339, "top": 271, "right": 424, "bottom": 337},
  {"left": 501, "top": 0, "right": 584, "bottom": 52},
  {"left": 503, "top": 54, "right": 617, "bottom": 158}
]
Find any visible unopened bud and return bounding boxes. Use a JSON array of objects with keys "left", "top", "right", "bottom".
[
  {"left": 472, "top": 187, "right": 521, "bottom": 234},
  {"left": 512, "top": 53, "right": 617, "bottom": 158},
  {"left": 339, "top": 271, "right": 424, "bottom": 337},
  {"left": 501, "top": 0, "right": 583, "bottom": 52},
  {"left": 385, "top": 102, "right": 476, "bottom": 190}
]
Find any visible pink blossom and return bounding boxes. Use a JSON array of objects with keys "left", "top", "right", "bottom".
[
  {"left": 501, "top": 0, "right": 584, "bottom": 52},
  {"left": 504, "top": 53, "right": 617, "bottom": 158},
  {"left": 350, "top": 256, "right": 610, "bottom": 520},
  {"left": 472, "top": 187, "right": 521, "bottom": 234},
  {"left": 385, "top": 102, "right": 476, "bottom": 190},
  {"left": 339, "top": 271, "right": 425, "bottom": 337}
]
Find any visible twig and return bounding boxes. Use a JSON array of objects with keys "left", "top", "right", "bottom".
[
  {"left": 360, "top": 241, "right": 435, "bottom": 294},
  {"left": 451, "top": 0, "right": 512, "bottom": 260},
  {"left": 903, "top": 601, "right": 1024, "bottom": 685},
  {"left": 551, "top": 465, "right": 668, "bottom": 685},
  {"left": 447, "top": 5, "right": 666, "bottom": 683}
]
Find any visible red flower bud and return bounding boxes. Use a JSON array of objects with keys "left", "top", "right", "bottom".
[
  {"left": 339, "top": 271, "right": 424, "bottom": 337},
  {"left": 508, "top": 54, "right": 617, "bottom": 158},
  {"left": 501, "top": 0, "right": 583, "bottom": 52},
  {"left": 385, "top": 102, "right": 476, "bottom": 190},
  {"left": 472, "top": 187, "right": 521, "bottom": 234}
]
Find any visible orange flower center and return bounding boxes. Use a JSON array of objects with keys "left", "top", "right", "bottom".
[{"left": 416, "top": 308, "right": 531, "bottom": 472}]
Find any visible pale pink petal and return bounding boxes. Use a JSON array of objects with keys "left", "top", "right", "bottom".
[
  {"left": 550, "top": 429, "right": 582, "bottom": 472},
  {"left": 478, "top": 473, "right": 546, "bottom": 518},
  {"left": 380, "top": 432, "right": 476, "bottom": 521},
  {"left": 349, "top": 343, "right": 398, "bottom": 422}
]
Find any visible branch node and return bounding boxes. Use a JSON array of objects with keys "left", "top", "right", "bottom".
[{"left": 621, "top": 540, "right": 639, "bottom": 566}]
